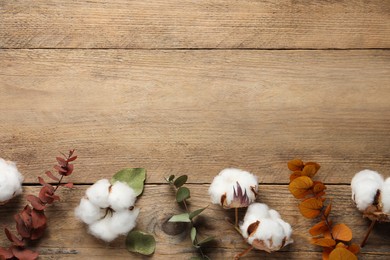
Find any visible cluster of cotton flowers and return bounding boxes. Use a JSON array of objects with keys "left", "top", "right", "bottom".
[
  {"left": 239, "top": 203, "right": 293, "bottom": 252},
  {"left": 0, "top": 158, "right": 24, "bottom": 205},
  {"left": 75, "top": 179, "right": 139, "bottom": 242},
  {"left": 351, "top": 169, "right": 390, "bottom": 214},
  {"left": 209, "top": 168, "right": 258, "bottom": 208}
]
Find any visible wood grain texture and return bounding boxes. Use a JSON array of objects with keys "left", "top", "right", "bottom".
[
  {"left": 1, "top": 185, "right": 389, "bottom": 259},
  {"left": 1, "top": 0, "right": 390, "bottom": 49},
  {"left": 1, "top": 49, "right": 389, "bottom": 184}
]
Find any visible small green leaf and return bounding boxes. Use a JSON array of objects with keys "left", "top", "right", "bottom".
[
  {"left": 190, "top": 227, "right": 197, "bottom": 244},
  {"left": 168, "top": 175, "right": 175, "bottom": 182},
  {"left": 126, "top": 230, "right": 156, "bottom": 256},
  {"left": 168, "top": 213, "right": 190, "bottom": 222},
  {"left": 176, "top": 187, "right": 190, "bottom": 202},
  {"left": 174, "top": 175, "right": 188, "bottom": 188},
  {"left": 189, "top": 207, "right": 207, "bottom": 220},
  {"left": 197, "top": 236, "right": 215, "bottom": 246},
  {"left": 111, "top": 168, "right": 146, "bottom": 196}
]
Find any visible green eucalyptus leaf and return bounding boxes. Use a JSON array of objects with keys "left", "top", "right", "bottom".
[
  {"left": 126, "top": 230, "right": 156, "bottom": 256},
  {"left": 189, "top": 207, "right": 207, "bottom": 220},
  {"left": 111, "top": 168, "right": 146, "bottom": 196},
  {"left": 197, "top": 236, "right": 215, "bottom": 246},
  {"left": 168, "top": 213, "right": 190, "bottom": 222},
  {"left": 190, "top": 227, "right": 197, "bottom": 244},
  {"left": 168, "top": 175, "right": 175, "bottom": 182},
  {"left": 176, "top": 187, "right": 190, "bottom": 202},
  {"left": 174, "top": 175, "right": 188, "bottom": 188}
]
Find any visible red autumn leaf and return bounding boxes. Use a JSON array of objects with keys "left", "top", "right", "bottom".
[
  {"left": 289, "top": 176, "right": 314, "bottom": 199},
  {"left": 10, "top": 246, "right": 39, "bottom": 260},
  {"left": 30, "top": 226, "right": 46, "bottom": 240},
  {"left": 311, "top": 237, "right": 336, "bottom": 247},
  {"left": 56, "top": 156, "right": 67, "bottom": 166},
  {"left": 67, "top": 155, "right": 77, "bottom": 162},
  {"left": 61, "top": 182, "right": 73, "bottom": 188},
  {"left": 332, "top": 224, "right": 353, "bottom": 242},
  {"left": 26, "top": 195, "right": 45, "bottom": 211},
  {"left": 302, "top": 163, "right": 320, "bottom": 178},
  {"left": 0, "top": 247, "right": 13, "bottom": 259},
  {"left": 65, "top": 164, "right": 74, "bottom": 176},
  {"left": 54, "top": 165, "right": 67, "bottom": 173},
  {"left": 299, "top": 197, "right": 323, "bottom": 219},
  {"left": 39, "top": 186, "right": 55, "bottom": 204},
  {"left": 328, "top": 247, "right": 357, "bottom": 260},
  {"left": 309, "top": 220, "right": 332, "bottom": 236},
  {"left": 4, "top": 228, "right": 24, "bottom": 247},
  {"left": 31, "top": 209, "right": 47, "bottom": 229},
  {"left": 37, "top": 176, "right": 46, "bottom": 186},
  {"left": 288, "top": 159, "right": 304, "bottom": 171},
  {"left": 45, "top": 171, "right": 59, "bottom": 181},
  {"left": 14, "top": 214, "right": 31, "bottom": 239}
]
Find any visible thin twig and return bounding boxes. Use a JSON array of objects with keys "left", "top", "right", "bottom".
[
  {"left": 361, "top": 219, "right": 376, "bottom": 248},
  {"left": 234, "top": 245, "right": 253, "bottom": 259}
]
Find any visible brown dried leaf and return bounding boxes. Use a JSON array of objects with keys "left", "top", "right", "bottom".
[
  {"left": 309, "top": 220, "right": 332, "bottom": 236},
  {"left": 4, "top": 228, "right": 24, "bottom": 247},
  {"left": 313, "top": 181, "right": 327, "bottom": 195},
  {"left": 347, "top": 244, "right": 360, "bottom": 254},
  {"left": 14, "top": 213, "right": 31, "bottom": 239},
  {"left": 31, "top": 209, "right": 47, "bottom": 229},
  {"left": 332, "top": 224, "right": 352, "bottom": 242},
  {"left": 302, "top": 163, "right": 320, "bottom": 178},
  {"left": 10, "top": 246, "right": 39, "bottom": 260},
  {"left": 289, "top": 176, "right": 314, "bottom": 199},
  {"left": 45, "top": 171, "right": 59, "bottom": 181},
  {"left": 67, "top": 155, "right": 77, "bottom": 162},
  {"left": 329, "top": 247, "right": 357, "bottom": 260},
  {"left": 56, "top": 156, "right": 67, "bottom": 166},
  {"left": 288, "top": 159, "right": 304, "bottom": 171},
  {"left": 324, "top": 202, "right": 332, "bottom": 219},
  {"left": 0, "top": 247, "right": 13, "bottom": 259},
  {"left": 299, "top": 198, "right": 323, "bottom": 219},
  {"left": 26, "top": 195, "right": 45, "bottom": 211},
  {"left": 311, "top": 237, "right": 336, "bottom": 247},
  {"left": 290, "top": 171, "right": 302, "bottom": 181}
]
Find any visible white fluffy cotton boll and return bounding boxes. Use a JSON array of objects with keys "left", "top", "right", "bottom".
[
  {"left": 381, "top": 178, "right": 390, "bottom": 214},
  {"left": 109, "top": 208, "right": 140, "bottom": 235},
  {"left": 88, "top": 217, "right": 118, "bottom": 242},
  {"left": 209, "top": 168, "right": 258, "bottom": 208},
  {"left": 75, "top": 198, "right": 103, "bottom": 225},
  {"left": 240, "top": 203, "right": 293, "bottom": 252},
  {"left": 0, "top": 158, "right": 24, "bottom": 204},
  {"left": 108, "top": 181, "right": 137, "bottom": 211},
  {"left": 86, "top": 179, "right": 111, "bottom": 208},
  {"left": 351, "top": 170, "right": 384, "bottom": 211}
]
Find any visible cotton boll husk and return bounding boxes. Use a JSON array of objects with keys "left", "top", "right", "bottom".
[
  {"left": 108, "top": 181, "right": 137, "bottom": 211},
  {"left": 75, "top": 198, "right": 103, "bottom": 225},
  {"left": 381, "top": 178, "right": 390, "bottom": 213},
  {"left": 109, "top": 208, "right": 140, "bottom": 235},
  {"left": 86, "top": 179, "right": 111, "bottom": 208},
  {"left": 88, "top": 217, "right": 118, "bottom": 242},
  {"left": 209, "top": 168, "right": 258, "bottom": 207},
  {"left": 0, "top": 158, "right": 24, "bottom": 203}
]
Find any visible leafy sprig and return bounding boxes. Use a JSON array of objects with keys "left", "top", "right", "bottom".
[
  {"left": 0, "top": 150, "right": 77, "bottom": 260},
  {"left": 287, "top": 159, "right": 359, "bottom": 260},
  {"left": 166, "top": 175, "right": 214, "bottom": 260}
]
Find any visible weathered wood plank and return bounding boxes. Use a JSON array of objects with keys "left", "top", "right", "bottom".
[
  {"left": 0, "top": 185, "right": 389, "bottom": 259},
  {"left": 1, "top": 50, "right": 389, "bottom": 184},
  {"left": 1, "top": 0, "right": 389, "bottom": 49}
]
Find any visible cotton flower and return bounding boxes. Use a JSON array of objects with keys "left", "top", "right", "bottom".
[
  {"left": 351, "top": 170, "right": 384, "bottom": 211},
  {"left": 239, "top": 203, "right": 293, "bottom": 252},
  {"left": 0, "top": 158, "right": 24, "bottom": 205},
  {"left": 75, "top": 179, "right": 139, "bottom": 242},
  {"left": 209, "top": 168, "right": 258, "bottom": 208}
]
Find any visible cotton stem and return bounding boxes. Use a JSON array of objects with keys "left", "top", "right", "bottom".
[
  {"left": 234, "top": 245, "right": 253, "bottom": 260},
  {"left": 361, "top": 219, "right": 376, "bottom": 248}
]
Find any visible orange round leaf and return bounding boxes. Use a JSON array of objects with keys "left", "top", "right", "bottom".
[
  {"left": 311, "top": 237, "right": 336, "bottom": 247},
  {"left": 323, "top": 202, "right": 332, "bottom": 218},
  {"left": 288, "top": 159, "right": 304, "bottom": 171},
  {"left": 313, "top": 181, "right": 327, "bottom": 194},
  {"left": 329, "top": 247, "right": 357, "bottom": 260},
  {"left": 299, "top": 197, "right": 323, "bottom": 219},
  {"left": 289, "top": 176, "right": 314, "bottom": 199},
  {"left": 302, "top": 163, "right": 320, "bottom": 178},
  {"left": 347, "top": 244, "right": 360, "bottom": 254},
  {"left": 290, "top": 171, "right": 302, "bottom": 181},
  {"left": 332, "top": 224, "right": 352, "bottom": 242},
  {"left": 309, "top": 220, "right": 331, "bottom": 236}
]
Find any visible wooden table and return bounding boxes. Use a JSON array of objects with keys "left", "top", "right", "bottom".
[{"left": 1, "top": 1, "right": 389, "bottom": 259}]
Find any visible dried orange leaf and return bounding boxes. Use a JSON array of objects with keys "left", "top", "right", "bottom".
[
  {"left": 305, "top": 161, "right": 321, "bottom": 171},
  {"left": 309, "top": 220, "right": 331, "bottom": 236},
  {"left": 347, "top": 244, "right": 360, "bottom": 254},
  {"left": 311, "top": 237, "right": 336, "bottom": 247},
  {"left": 302, "top": 163, "right": 320, "bottom": 178},
  {"left": 289, "top": 176, "right": 314, "bottom": 199},
  {"left": 332, "top": 224, "right": 352, "bottom": 242},
  {"left": 288, "top": 159, "right": 304, "bottom": 171},
  {"left": 336, "top": 242, "right": 347, "bottom": 248},
  {"left": 290, "top": 171, "right": 302, "bottom": 181},
  {"left": 322, "top": 248, "right": 332, "bottom": 260},
  {"left": 299, "top": 197, "right": 323, "bottom": 219},
  {"left": 324, "top": 202, "right": 332, "bottom": 218},
  {"left": 313, "top": 181, "right": 327, "bottom": 194},
  {"left": 329, "top": 247, "right": 357, "bottom": 260}
]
